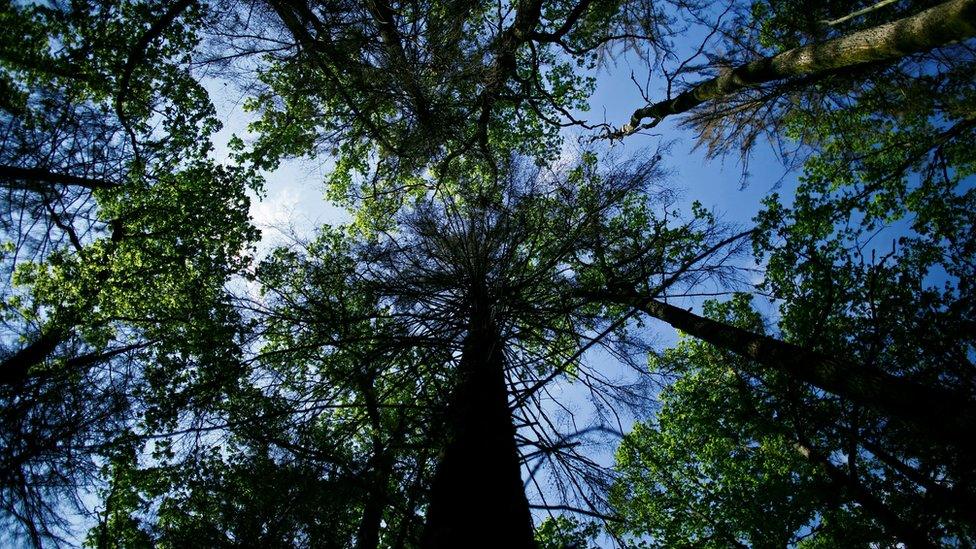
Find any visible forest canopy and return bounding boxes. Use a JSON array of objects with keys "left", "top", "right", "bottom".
[{"left": 0, "top": 0, "right": 974, "bottom": 547}]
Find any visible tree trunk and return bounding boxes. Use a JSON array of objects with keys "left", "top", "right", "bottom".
[
  {"left": 356, "top": 452, "right": 393, "bottom": 549},
  {"left": 602, "top": 291, "right": 976, "bottom": 453},
  {"left": 356, "top": 369, "right": 397, "bottom": 549},
  {"left": 0, "top": 327, "right": 68, "bottom": 386},
  {"left": 421, "top": 302, "right": 535, "bottom": 548},
  {"left": 613, "top": 0, "right": 976, "bottom": 137},
  {"left": 0, "top": 165, "right": 118, "bottom": 191}
]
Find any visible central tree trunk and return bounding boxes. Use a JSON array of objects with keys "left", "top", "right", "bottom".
[{"left": 421, "top": 302, "right": 535, "bottom": 548}]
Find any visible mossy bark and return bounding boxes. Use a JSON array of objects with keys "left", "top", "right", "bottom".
[{"left": 618, "top": 0, "right": 976, "bottom": 135}]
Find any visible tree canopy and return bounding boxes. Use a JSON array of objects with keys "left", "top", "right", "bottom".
[{"left": 0, "top": 0, "right": 974, "bottom": 547}]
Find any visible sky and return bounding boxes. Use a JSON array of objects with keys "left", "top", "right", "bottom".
[
  {"left": 200, "top": 10, "right": 804, "bottom": 533},
  {"left": 161, "top": 6, "right": 853, "bottom": 545},
  {"left": 202, "top": 1, "right": 798, "bottom": 258}
]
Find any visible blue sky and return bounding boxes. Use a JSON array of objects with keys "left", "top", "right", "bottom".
[
  {"left": 205, "top": 4, "right": 798, "bottom": 258},
  {"left": 203, "top": 0, "right": 799, "bottom": 476},
  {"left": 201, "top": 12, "right": 808, "bottom": 540}
]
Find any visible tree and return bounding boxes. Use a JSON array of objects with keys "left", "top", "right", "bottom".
[
  {"left": 607, "top": 1, "right": 976, "bottom": 543},
  {"left": 92, "top": 152, "right": 749, "bottom": 546},
  {"left": 608, "top": 0, "right": 976, "bottom": 138},
  {"left": 1, "top": 0, "right": 259, "bottom": 543},
  {"left": 612, "top": 296, "right": 973, "bottom": 546}
]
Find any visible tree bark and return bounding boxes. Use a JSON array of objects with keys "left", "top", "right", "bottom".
[
  {"left": 421, "top": 302, "right": 535, "bottom": 548},
  {"left": 594, "top": 290, "right": 976, "bottom": 453},
  {"left": 611, "top": 0, "right": 976, "bottom": 137},
  {"left": 0, "top": 165, "right": 118, "bottom": 191},
  {"left": 0, "top": 327, "right": 69, "bottom": 386},
  {"left": 356, "top": 452, "right": 393, "bottom": 549}
]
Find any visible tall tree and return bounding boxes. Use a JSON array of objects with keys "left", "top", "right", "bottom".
[
  {"left": 608, "top": 0, "right": 976, "bottom": 140},
  {"left": 612, "top": 296, "right": 973, "bottom": 546},
  {"left": 0, "top": 1, "right": 259, "bottom": 543},
  {"left": 92, "top": 152, "right": 749, "bottom": 545}
]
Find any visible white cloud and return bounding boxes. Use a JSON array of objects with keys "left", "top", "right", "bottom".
[{"left": 250, "top": 186, "right": 300, "bottom": 230}]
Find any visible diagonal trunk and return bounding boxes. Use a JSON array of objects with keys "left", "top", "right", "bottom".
[
  {"left": 597, "top": 290, "right": 976, "bottom": 453},
  {"left": 421, "top": 302, "right": 535, "bottom": 548},
  {"left": 612, "top": 0, "right": 976, "bottom": 137},
  {"left": 0, "top": 327, "right": 70, "bottom": 386}
]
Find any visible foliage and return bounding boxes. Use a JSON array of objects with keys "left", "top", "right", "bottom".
[
  {"left": 535, "top": 516, "right": 601, "bottom": 549},
  {"left": 611, "top": 297, "right": 885, "bottom": 547},
  {"left": 0, "top": 0, "right": 260, "bottom": 543},
  {"left": 604, "top": 0, "right": 976, "bottom": 544}
]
